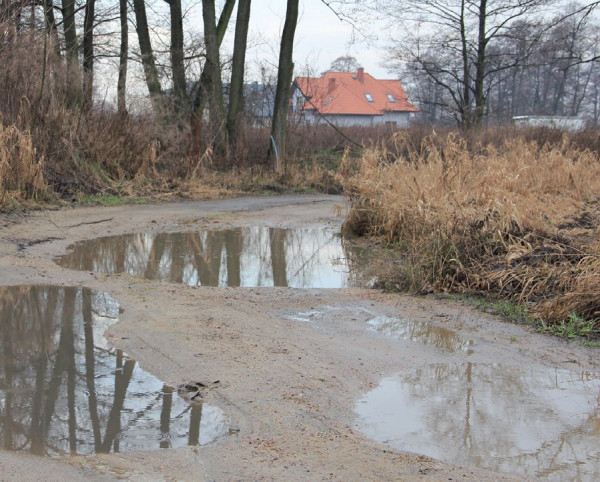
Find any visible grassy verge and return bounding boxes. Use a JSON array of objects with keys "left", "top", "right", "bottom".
[
  {"left": 453, "top": 295, "right": 536, "bottom": 325},
  {"left": 343, "top": 130, "right": 600, "bottom": 340},
  {"left": 76, "top": 195, "right": 153, "bottom": 206}
]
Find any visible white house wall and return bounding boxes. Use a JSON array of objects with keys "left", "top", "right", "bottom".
[
  {"left": 382, "top": 112, "right": 411, "bottom": 127},
  {"left": 302, "top": 111, "right": 411, "bottom": 127}
]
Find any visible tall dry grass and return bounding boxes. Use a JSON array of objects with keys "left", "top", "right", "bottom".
[
  {"left": 0, "top": 121, "right": 49, "bottom": 206},
  {"left": 344, "top": 131, "right": 600, "bottom": 331},
  {"left": 0, "top": 31, "right": 171, "bottom": 200}
]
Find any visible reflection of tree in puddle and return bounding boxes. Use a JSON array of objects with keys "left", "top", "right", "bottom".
[
  {"left": 57, "top": 227, "right": 350, "bottom": 288},
  {"left": 341, "top": 237, "right": 402, "bottom": 288},
  {"left": 367, "top": 316, "right": 473, "bottom": 353},
  {"left": 356, "top": 363, "right": 600, "bottom": 480},
  {"left": 0, "top": 286, "right": 227, "bottom": 457}
]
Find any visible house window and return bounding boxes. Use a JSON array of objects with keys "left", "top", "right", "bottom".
[
  {"left": 386, "top": 93, "right": 396, "bottom": 103},
  {"left": 323, "top": 96, "right": 334, "bottom": 106},
  {"left": 365, "top": 93, "right": 374, "bottom": 102}
]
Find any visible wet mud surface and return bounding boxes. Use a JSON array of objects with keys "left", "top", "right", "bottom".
[{"left": 1, "top": 194, "right": 599, "bottom": 481}]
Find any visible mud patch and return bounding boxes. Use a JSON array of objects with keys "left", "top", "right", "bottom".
[
  {"left": 56, "top": 227, "right": 350, "bottom": 288},
  {"left": 355, "top": 363, "right": 600, "bottom": 480},
  {"left": 0, "top": 285, "right": 227, "bottom": 457}
]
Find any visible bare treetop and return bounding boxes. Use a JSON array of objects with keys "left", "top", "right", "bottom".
[{"left": 328, "top": 55, "right": 361, "bottom": 72}]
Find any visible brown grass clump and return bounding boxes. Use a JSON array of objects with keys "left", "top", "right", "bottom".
[
  {"left": 0, "top": 121, "right": 49, "bottom": 206},
  {"left": 343, "top": 131, "right": 600, "bottom": 333}
]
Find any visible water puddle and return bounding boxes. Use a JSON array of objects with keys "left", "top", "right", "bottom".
[
  {"left": 286, "top": 310, "right": 324, "bottom": 323},
  {"left": 355, "top": 363, "right": 600, "bottom": 480},
  {"left": 56, "top": 227, "right": 350, "bottom": 288},
  {"left": 284, "top": 306, "right": 472, "bottom": 353},
  {"left": 0, "top": 285, "right": 228, "bottom": 457},
  {"left": 366, "top": 316, "right": 474, "bottom": 353}
]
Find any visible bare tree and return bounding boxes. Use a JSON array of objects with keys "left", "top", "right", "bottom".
[
  {"left": 82, "top": 0, "right": 96, "bottom": 111},
  {"left": 61, "top": 0, "right": 81, "bottom": 106},
  {"left": 133, "top": 0, "right": 163, "bottom": 113},
  {"left": 166, "top": 0, "right": 187, "bottom": 111},
  {"left": 190, "top": 0, "right": 235, "bottom": 155},
  {"left": 117, "top": 0, "right": 128, "bottom": 113},
  {"left": 268, "top": 0, "right": 299, "bottom": 171},
  {"left": 43, "top": 0, "right": 61, "bottom": 58},
  {"left": 384, "top": 0, "right": 557, "bottom": 127},
  {"left": 202, "top": 0, "right": 227, "bottom": 157},
  {"left": 481, "top": 5, "right": 600, "bottom": 121},
  {"left": 227, "top": 0, "right": 252, "bottom": 156},
  {"left": 328, "top": 54, "right": 360, "bottom": 72}
]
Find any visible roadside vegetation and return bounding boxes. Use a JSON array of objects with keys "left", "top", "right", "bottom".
[
  {"left": 0, "top": 32, "right": 366, "bottom": 208},
  {"left": 343, "top": 128, "right": 600, "bottom": 339}
]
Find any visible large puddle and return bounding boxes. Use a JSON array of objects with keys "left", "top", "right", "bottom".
[
  {"left": 56, "top": 227, "right": 350, "bottom": 288},
  {"left": 356, "top": 363, "right": 600, "bottom": 480},
  {"left": 0, "top": 285, "right": 227, "bottom": 457}
]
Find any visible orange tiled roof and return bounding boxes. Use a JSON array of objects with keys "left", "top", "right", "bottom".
[{"left": 294, "top": 69, "right": 418, "bottom": 116}]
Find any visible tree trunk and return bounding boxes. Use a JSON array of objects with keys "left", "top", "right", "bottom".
[
  {"left": 268, "top": 0, "right": 299, "bottom": 172},
  {"left": 61, "top": 0, "right": 78, "bottom": 67},
  {"left": 44, "top": 0, "right": 61, "bottom": 58},
  {"left": 226, "top": 0, "right": 251, "bottom": 159},
  {"left": 82, "top": 0, "right": 96, "bottom": 111},
  {"left": 117, "top": 0, "right": 128, "bottom": 114},
  {"left": 459, "top": 0, "right": 470, "bottom": 127},
  {"left": 133, "top": 0, "right": 163, "bottom": 113},
  {"left": 61, "top": 0, "right": 81, "bottom": 107},
  {"left": 552, "top": 69, "right": 567, "bottom": 115},
  {"left": 168, "top": 0, "right": 187, "bottom": 112},
  {"left": 473, "top": 0, "right": 487, "bottom": 126},
  {"left": 201, "top": 0, "right": 227, "bottom": 160},
  {"left": 190, "top": 0, "right": 235, "bottom": 155}
]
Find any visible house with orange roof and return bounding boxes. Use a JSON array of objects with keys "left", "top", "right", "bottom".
[{"left": 293, "top": 68, "right": 418, "bottom": 127}]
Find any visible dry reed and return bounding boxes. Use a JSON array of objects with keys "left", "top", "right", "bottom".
[
  {"left": 344, "top": 131, "right": 600, "bottom": 332},
  {"left": 0, "top": 121, "right": 49, "bottom": 206}
]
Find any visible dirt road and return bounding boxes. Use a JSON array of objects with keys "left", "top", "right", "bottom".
[{"left": 1, "top": 195, "right": 597, "bottom": 481}]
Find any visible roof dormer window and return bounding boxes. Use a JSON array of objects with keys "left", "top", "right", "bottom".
[
  {"left": 365, "top": 93, "right": 374, "bottom": 102},
  {"left": 386, "top": 93, "right": 396, "bottom": 103},
  {"left": 323, "top": 96, "right": 334, "bottom": 106}
]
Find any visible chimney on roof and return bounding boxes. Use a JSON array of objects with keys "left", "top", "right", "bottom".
[
  {"left": 328, "top": 77, "right": 336, "bottom": 94},
  {"left": 357, "top": 67, "right": 364, "bottom": 83}
]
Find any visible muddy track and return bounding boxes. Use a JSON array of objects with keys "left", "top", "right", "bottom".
[{"left": 0, "top": 195, "right": 598, "bottom": 481}]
